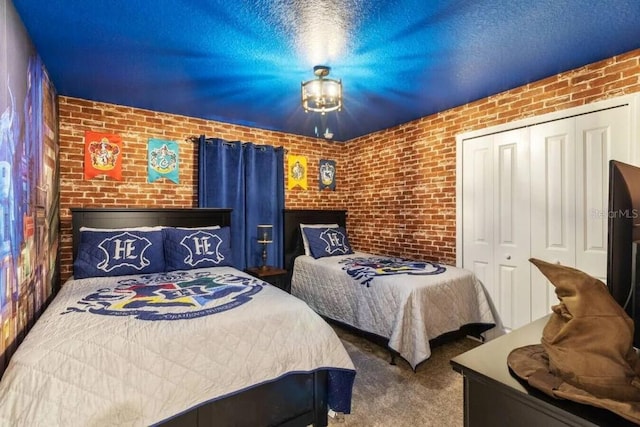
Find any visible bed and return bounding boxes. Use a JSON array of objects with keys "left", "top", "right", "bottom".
[
  {"left": 0, "top": 208, "right": 355, "bottom": 427},
  {"left": 284, "top": 209, "right": 497, "bottom": 370}
]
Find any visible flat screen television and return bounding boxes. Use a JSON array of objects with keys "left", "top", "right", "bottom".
[{"left": 607, "top": 160, "right": 640, "bottom": 347}]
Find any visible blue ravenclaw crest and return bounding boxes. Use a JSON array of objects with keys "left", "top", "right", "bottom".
[
  {"left": 320, "top": 162, "right": 334, "bottom": 185},
  {"left": 319, "top": 160, "right": 336, "bottom": 190},
  {"left": 63, "top": 271, "right": 264, "bottom": 320},
  {"left": 97, "top": 232, "right": 153, "bottom": 272},
  {"left": 341, "top": 256, "right": 446, "bottom": 287},
  {"left": 180, "top": 230, "right": 224, "bottom": 267}
]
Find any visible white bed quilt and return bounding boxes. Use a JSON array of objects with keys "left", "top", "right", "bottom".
[
  {"left": 292, "top": 252, "right": 496, "bottom": 369},
  {"left": 0, "top": 267, "right": 355, "bottom": 426}
]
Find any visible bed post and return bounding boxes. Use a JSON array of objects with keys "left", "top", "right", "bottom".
[{"left": 313, "top": 370, "right": 329, "bottom": 426}]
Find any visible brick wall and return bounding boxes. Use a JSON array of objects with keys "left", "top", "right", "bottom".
[
  {"left": 59, "top": 48, "right": 640, "bottom": 280},
  {"left": 345, "top": 49, "right": 640, "bottom": 266},
  {"left": 58, "top": 100, "right": 348, "bottom": 281}
]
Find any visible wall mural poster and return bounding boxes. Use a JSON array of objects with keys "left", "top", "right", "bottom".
[
  {"left": 84, "top": 131, "right": 122, "bottom": 180},
  {"left": 287, "top": 154, "right": 307, "bottom": 190},
  {"left": 319, "top": 159, "right": 336, "bottom": 191},
  {"left": 1, "top": 5, "right": 59, "bottom": 373},
  {"left": 148, "top": 139, "right": 179, "bottom": 183}
]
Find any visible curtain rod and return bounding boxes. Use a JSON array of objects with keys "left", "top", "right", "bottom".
[{"left": 184, "top": 136, "right": 287, "bottom": 153}]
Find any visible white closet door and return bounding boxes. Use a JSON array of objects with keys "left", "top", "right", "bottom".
[
  {"left": 530, "top": 119, "right": 576, "bottom": 320},
  {"left": 462, "top": 135, "right": 494, "bottom": 296},
  {"left": 462, "top": 130, "right": 530, "bottom": 330},
  {"left": 493, "top": 129, "right": 531, "bottom": 329},
  {"left": 575, "top": 106, "right": 631, "bottom": 281}
]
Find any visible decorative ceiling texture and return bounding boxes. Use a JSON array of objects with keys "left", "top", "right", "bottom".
[{"left": 13, "top": 0, "right": 640, "bottom": 142}]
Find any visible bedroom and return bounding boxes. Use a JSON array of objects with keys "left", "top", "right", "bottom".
[{"left": 1, "top": 0, "right": 640, "bottom": 425}]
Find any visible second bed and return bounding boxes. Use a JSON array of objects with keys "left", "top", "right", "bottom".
[{"left": 284, "top": 209, "right": 498, "bottom": 370}]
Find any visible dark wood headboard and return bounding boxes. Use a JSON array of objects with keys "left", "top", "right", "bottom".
[
  {"left": 282, "top": 209, "right": 347, "bottom": 272},
  {"left": 71, "top": 208, "right": 232, "bottom": 261}
]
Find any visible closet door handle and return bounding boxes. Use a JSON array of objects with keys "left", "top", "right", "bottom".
[{"left": 506, "top": 255, "right": 511, "bottom": 260}]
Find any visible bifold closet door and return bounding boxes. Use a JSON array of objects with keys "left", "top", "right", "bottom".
[
  {"left": 493, "top": 129, "right": 531, "bottom": 330},
  {"left": 575, "top": 107, "right": 631, "bottom": 282},
  {"left": 529, "top": 106, "right": 631, "bottom": 320},
  {"left": 462, "top": 129, "right": 530, "bottom": 330},
  {"left": 462, "top": 136, "right": 494, "bottom": 294},
  {"left": 530, "top": 119, "right": 576, "bottom": 320}
]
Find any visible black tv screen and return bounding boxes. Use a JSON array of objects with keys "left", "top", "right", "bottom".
[{"left": 607, "top": 160, "right": 640, "bottom": 347}]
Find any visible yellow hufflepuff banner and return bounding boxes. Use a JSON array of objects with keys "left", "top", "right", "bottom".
[{"left": 287, "top": 154, "right": 308, "bottom": 190}]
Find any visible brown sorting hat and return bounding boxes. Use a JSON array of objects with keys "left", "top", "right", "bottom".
[{"left": 507, "top": 258, "right": 640, "bottom": 424}]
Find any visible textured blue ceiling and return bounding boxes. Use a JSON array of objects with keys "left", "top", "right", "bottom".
[{"left": 13, "top": 0, "right": 640, "bottom": 141}]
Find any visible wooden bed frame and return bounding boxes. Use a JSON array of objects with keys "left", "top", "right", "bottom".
[
  {"left": 283, "top": 208, "right": 492, "bottom": 369},
  {"left": 71, "top": 207, "right": 329, "bottom": 427}
]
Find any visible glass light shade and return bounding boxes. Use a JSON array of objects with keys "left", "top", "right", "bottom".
[
  {"left": 301, "top": 78, "right": 342, "bottom": 114},
  {"left": 257, "top": 224, "right": 273, "bottom": 243}
]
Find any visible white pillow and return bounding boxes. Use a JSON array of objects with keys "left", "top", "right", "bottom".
[{"left": 300, "top": 223, "right": 339, "bottom": 256}]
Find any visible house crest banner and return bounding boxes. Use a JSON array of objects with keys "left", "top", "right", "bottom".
[
  {"left": 287, "top": 154, "right": 307, "bottom": 190},
  {"left": 148, "top": 139, "right": 179, "bottom": 183},
  {"left": 319, "top": 159, "right": 336, "bottom": 190},
  {"left": 84, "top": 131, "right": 122, "bottom": 180}
]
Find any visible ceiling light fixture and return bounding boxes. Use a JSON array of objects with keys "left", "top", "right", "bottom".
[{"left": 301, "top": 65, "right": 342, "bottom": 114}]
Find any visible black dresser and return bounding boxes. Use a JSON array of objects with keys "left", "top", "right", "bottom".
[{"left": 450, "top": 316, "right": 636, "bottom": 427}]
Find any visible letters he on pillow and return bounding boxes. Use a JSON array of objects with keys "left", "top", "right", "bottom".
[
  {"left": 73, "top": 228, "right": 166, "bottom": 279},
  {"left": 300, "top": 223, "right": 339, "bottom": 256},
  {"left": 302, "top": 226, "right": 353, "bottom": 259},
  {"left": 163, "top": 226, "right": 233, "bottom": 271}
]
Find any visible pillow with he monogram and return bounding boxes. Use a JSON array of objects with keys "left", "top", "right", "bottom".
[
  {"left": 73, "top": 228, "right": 165, "bottom": 279},
  {"left": 163, "top": 226, "right": 233, "bottom": 271},
  {"left": 300, "top": 223, "right": 339, "bottom": 256},
  {"left": 302, "top": 226, "right": 354, "bottom": 259}
]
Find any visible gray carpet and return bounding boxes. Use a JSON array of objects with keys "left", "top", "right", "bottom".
[{"left": 329, "top": 325, "right": 481, "bottom": 427}]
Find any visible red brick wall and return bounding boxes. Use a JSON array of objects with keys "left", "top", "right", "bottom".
[
  {"left": 58, "top": 100, "right": 348, "bottom": 281},
  {"left": 345, "top": 49, "right": 640, "bottom": 265},
  {"left": 59, "top": 49, "right": 640, "bottom": 280}
]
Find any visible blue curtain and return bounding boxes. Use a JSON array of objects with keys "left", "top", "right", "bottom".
[{"left": 198, "top": 136, "right": 284, "bottom": 270}]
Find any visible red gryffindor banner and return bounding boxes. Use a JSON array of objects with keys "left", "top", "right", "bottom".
[{"left": 84, "top": 131, "right": 122, "bottom": 180}]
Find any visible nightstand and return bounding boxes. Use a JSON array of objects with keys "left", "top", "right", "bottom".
[{"left": 245, "top": 266, "right": 289, "bottom": 292}]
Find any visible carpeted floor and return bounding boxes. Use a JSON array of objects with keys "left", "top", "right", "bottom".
[{"left": 329, "top": 324, "right": 481, "bottom": 427}]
